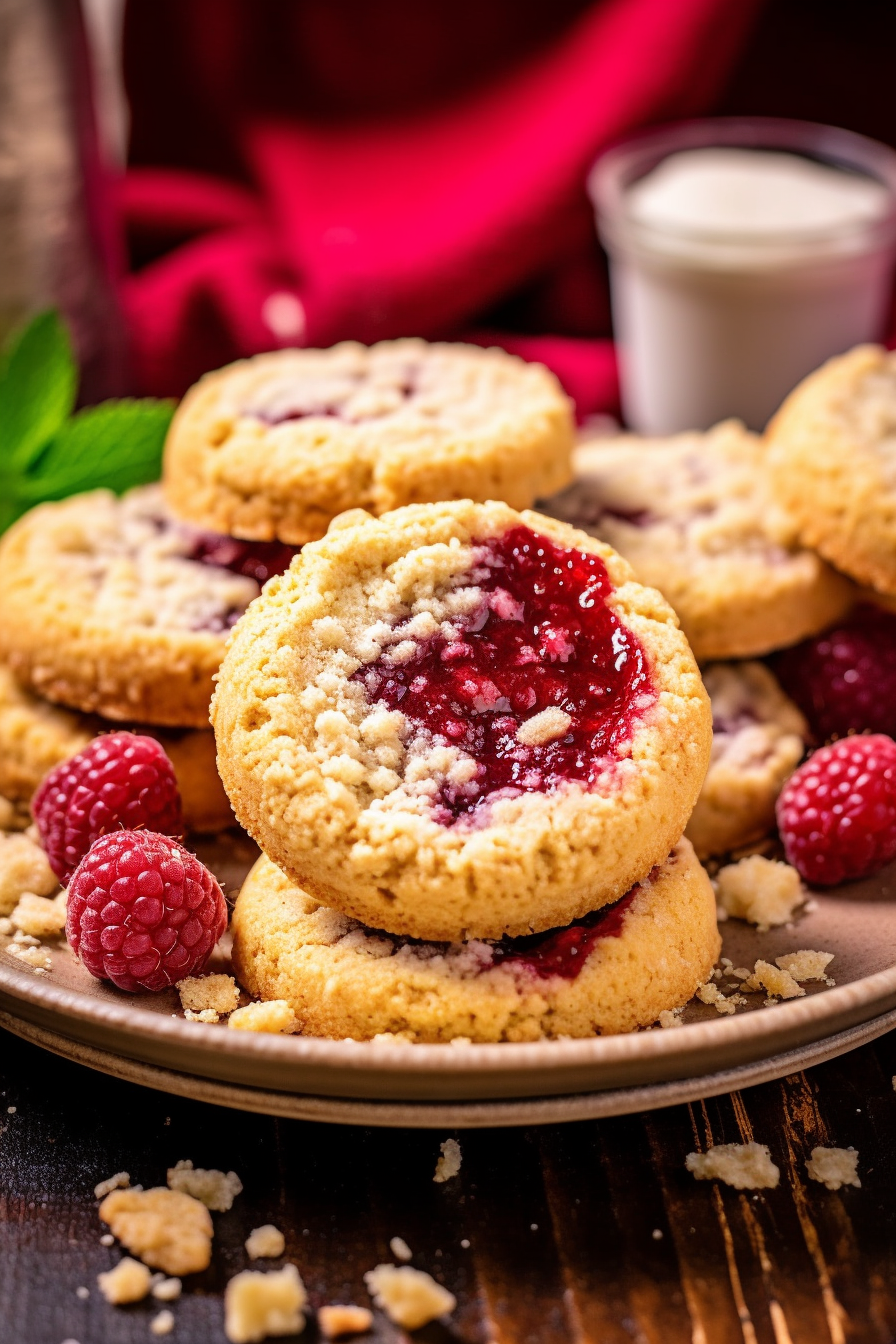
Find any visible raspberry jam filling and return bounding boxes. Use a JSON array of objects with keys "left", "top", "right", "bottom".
[
  {"left": 185, "top": 532, "right": 301, "bottom": 587},
  {"left": 490, "top": 887, "right": 638, "bottom": 980},
  {"left": 355, "top": 525, "right": 654, "bottom": 820}
]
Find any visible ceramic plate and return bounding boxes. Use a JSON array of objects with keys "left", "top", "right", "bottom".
[{"left": 2, "top": 831, "right": 896, "bottom": 1116}]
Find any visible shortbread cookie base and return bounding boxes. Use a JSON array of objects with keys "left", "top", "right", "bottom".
[
  {"left": 164, "top": 340, "right": 574, "bottom": 544},
  {"left": 212, "top": 499, "right": 711, "bottom": 941},
  {"left": 0, "top": 665, "right": 233, "bottom": 833},
  {"left": 0, "top": 488, "right": 251, "bottom": 727},
  {"left": 768, "top": 345, "right": 896, "bottom": 596},
  {"left": 544, "top": 420, "right": 854, "bottom": 662},
  {"left": 231, "top": 840, "right": 720, "bottom": 1042},
  {"left": 686, "top": 662, "right": 806, "bottom": 859}
]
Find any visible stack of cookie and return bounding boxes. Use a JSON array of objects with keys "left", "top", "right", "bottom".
[{"left": 171, "top": 337, "right": 723, "bottom": 1040}]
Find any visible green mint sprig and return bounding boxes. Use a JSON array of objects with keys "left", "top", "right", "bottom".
[{"left": 0, "top": 310, "right": 175, "bottom": 534}]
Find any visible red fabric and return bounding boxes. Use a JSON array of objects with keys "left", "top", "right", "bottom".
[{"left": 120, "top": 0, "right": 765, "bottom": 411}]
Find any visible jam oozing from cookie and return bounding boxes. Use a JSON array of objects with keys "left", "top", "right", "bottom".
[
  {"left": 185, "top": 532, "right": 301, "bottom": 587},
  {"left": 490, "top": 887, "right": 638, "bottom": 980},
  {"left": 357, "top": 525, "right": 655, "bottom": 819}
]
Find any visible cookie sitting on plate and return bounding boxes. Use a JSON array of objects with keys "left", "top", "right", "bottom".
[
  {"left": 231, "top": 840, "right": 720, "bottom": 1042},
  {"left": 162, "top": 339, "right": 575, "bottom": 544},
  {"left": 767, "top": 344, "right": 896, "bottom": 597},
  {"left": 212, "top": 499, "right": 711, "bottom": 942},
  {"left": 542, "top": 419, "right": 854, "bottom": 663}
]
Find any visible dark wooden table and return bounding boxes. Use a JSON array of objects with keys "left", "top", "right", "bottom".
[{"left": 3, "top": 1025, "right": 896, "bottom": 1344}]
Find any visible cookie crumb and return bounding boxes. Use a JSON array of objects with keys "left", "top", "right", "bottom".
[
  {"left": 805, "top": 1146, "right": 861, "bottom": 1190},
  {"left": 743, "top": 960, "right": 804, "bottom": 1000},
  {"left": 177, "top": 974, "right": 240, "bottom": 1016},
  {"left": 0, "top": 832, "right": 57, "bottom": 915},
  {"left": 10, "top": 890, "right": 67, "bottom": 939},
  {"left": 389, "top": 1236, "right": 412, "bottom": 1262},
  {"left": 152, "top": 1277, "right": 182, "bottom": 1302},
  {"left": 151, "top": 1309, "right": 176, "bottom": 1337},
  {"left": 714, "top": 855, "right": 804, "bottom": 930},
  {"left": 434, "top": 1138, "right": 462, "bottom": 1184},
  {"left": 658, "top": 1007, "right": 684, "bottom": 1029},
  {"left": 363, "top": 1264, "right": 456, "bottom": 1330},
  {"left": 775, "top": 950, "right": 835, "bottom": 985},
  {"left": 516, "top": 707, "right": 571, "bottom": 747},
  {"left": 686, "top": 1142, "right": 780, "bottom": 1190},
  {"left": 696, "top": 983, "right": 742, "bottom": 1016},
  {"left": 6, "top": 942, "right": 51, "bottom": 970},
  {"left": 245, "top": 1225, "right": 286, "bottom": 1260},
  {"left": 651, "top": 1229, "right": 663, "bottom": 1240},
  {"left": 75, "top": 1286, "right": 89, "bottom": 1300},
  {"left": 94, "top": 1171, "right": 130, "bottom": 1200},
  {"left": 99, "top": 1187, "right": 214, "bottom": 1276},
  {"left": 167, "top": 1160, "right": 242, "bottom": 1212},
  {"left": 224, "top": 1264, "right": 307, "bottom": 1344},
  {"left": 184, "top": 1008, "right": 219, "bottom": 1024},
  {"left": 228, "top": 1001, "right": 297, "bottom": 1034},
  {"left": 97, "top": 1256, "right": 153, "bottom": 1304},
  {"left": 318, "top": 1304, "right": 375, "bottom": 1338}
]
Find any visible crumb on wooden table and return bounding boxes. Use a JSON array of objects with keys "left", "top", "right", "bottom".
[
  {"left": 151, "top": 1277, "right": 182, "bottom": 1302},
  {"left": 167, "top": 1159, "right": 242, "bottom": 1212},
  {"left": 389, "top": 1236, "right": 412, "bottom": 1262},
  {"left": 363, "top": 1264, "right": 456, "bottom": 1330},
  {"left": 806, "top": 1146, "right": 861, "bottom": 1190},
  {"left": 94, "top": 1172, "right": 131, "bottom": 1200},
  {"left": 99, "top": 1187, "right": 214, "bottom": 1276},
  {"left": 318, "top": 1303, "right": 375, "bottom": 1338},
  {"left": 224, "top": 1264, "right": 307, "bottom": 1344},
  {"left": 714, "top": 855, "right": 804, "bottom": 930},
  {"left": 245, "top": 1225, "right": 286, "bottom": 1260},
  {"left": 434, "top": 1138, "right": 462, "bottom": 1184},
  {"left": 97, "top": 1257, "right": 153, "bottom": 1305},
  {"left": 150, "top": 1308, "right": 175, "bottom": 1337},
  {"left": 685, "top": 1142, "right": 780, "bottom": 1189}
]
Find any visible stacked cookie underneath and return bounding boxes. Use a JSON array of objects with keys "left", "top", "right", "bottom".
[{"left": 210, "top": 493, "right": 720, "bottom": 1042}]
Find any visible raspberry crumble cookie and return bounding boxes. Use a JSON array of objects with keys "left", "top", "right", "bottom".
[
  {"left": 232, "top": 841, "right": 720, "bottom": 1041},
  {"left": 0, "top": 665, "right": 232, "bottom": 833},
  {"left": 0, "top": 485, "right": 299, "bottom": 727},
  {"left": 543, "top": 420, "right": 853, "bottom": 662},
  {"left": 686, "top": 662, "right": 807, "bottom": 859},
  {"left": 768, "top": 345, "right": 896, "bottom": 596},
  {"left": 212, "top": 500, "right": 711, "bottom": 941},
  {"left": 163, "top": 340, "right": 574, "bottom": 544}
]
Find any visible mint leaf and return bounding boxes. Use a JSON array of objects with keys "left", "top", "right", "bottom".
[
  {"left": 16, "top": 400, "right": 175, "bottom": 510},
  {"left": 0, "top": 310, "right": 77, "bottom": 471}
]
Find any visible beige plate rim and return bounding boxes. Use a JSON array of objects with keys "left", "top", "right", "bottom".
[{"left": 3, "top": 950, "right": 896, "bottom": 1104}]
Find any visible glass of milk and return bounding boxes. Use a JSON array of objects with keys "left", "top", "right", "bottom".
[{"left": 590, "top": 118, "right": 896, "bottom": 433}]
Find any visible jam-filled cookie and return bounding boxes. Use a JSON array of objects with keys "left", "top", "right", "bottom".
[
  {"left": 163, "top": 340, "right": 574, "bottom": 544},
  {"left": 0, "top": 665, "right": 234, "bottom": 833},
  {"left": 212, "top": 500, "right": 711, "bottom": 941},
  {"left": 543, "top": 419, "right": 853, "bottom": 663},
  {"left": 231, "top": 841, "right": 720, "bottom": 1042},
  {"left": 768, "top": 344, "right": 896, "bottom": 596},
  {"left": 686, "top": 662, "right": 807, "bottom": 859},
  {"left": 0, "top": 486, "right": 299, "bottom": 727}
]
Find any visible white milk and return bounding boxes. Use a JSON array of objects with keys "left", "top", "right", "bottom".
[{"left": 592, "top": 130, "right": 896, "bottom": 433}]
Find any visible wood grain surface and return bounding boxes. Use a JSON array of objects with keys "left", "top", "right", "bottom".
[{"left": 2, "top": 1028, "right": 896, "bottom": 1343}]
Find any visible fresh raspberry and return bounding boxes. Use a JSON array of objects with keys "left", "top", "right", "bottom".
[
  {"left": 776, "top": 734, "right": 896, "bottom": 885},
  {"left": 774, "top": 605, "right": 896, "bottom": 742},
  {"left": 66, "top": 830, "right": 227, "bottom": 992},
  {"left": 33, "top": 732, "right": 184, "bottom": 885}
]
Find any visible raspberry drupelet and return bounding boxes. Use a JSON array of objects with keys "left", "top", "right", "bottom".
[{"left": 66, "top": 830, "right": 227, "bottom": 992}]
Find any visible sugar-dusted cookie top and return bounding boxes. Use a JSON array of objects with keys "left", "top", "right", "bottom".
[
  {"left": 768, "top": 345, "right": 896, "bottom": 596},
  {"left": 212, "top": 499, "right": 711, "bottom": 941},
  {"left": 543, "top": 419, "right": 853, "bottom": 662},
  {"left": 163, "top": 340, "right": 574, "bottom": 544}
]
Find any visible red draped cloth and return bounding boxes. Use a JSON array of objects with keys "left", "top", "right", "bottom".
[{"left": 119, "top": 0, "right": 766, "bottom": 411}]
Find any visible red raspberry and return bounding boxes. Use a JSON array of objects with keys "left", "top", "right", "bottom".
[
  {"left": 33, "top": 732, "right": 183, "bottom": 885},
  {"left": 66, "top": 830, "right": 227, "bottom": 992},
  {"left": 774, "top": 605, "right": 896, "bottom": 742},
  {"left": 776, "top": 734, "right": 896, "bottom": 885}
]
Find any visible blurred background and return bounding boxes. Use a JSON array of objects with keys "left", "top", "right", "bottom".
[{"left": 5, "top": 0, "right": 896, "bottom": 415}]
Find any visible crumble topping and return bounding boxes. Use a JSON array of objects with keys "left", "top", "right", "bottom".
[
  {"left": 805, "top": 1146, "right": 861, "bottom": 1190},
  {"left": 516, "top": 707, "right": 572, "bottom": 747},
  {"left": 245, "top": 1226, "right": 286, "bottom": 1260},
  {"left": 715, "top": 855, "right": 805, "bottom": 930},
  {"left": 228, "top": 1001, "right": 297, "bottom": 1034},
  {"left": 99, "top": 1187, "right": 214, "bottom": 1276},
  {"left": 433, "top": 1138, "right": 462, "bottom": 1184},
  {"left": 167, "top": 1160, "right": 243, "bottom": 1212},
  {"left": 686, "top": 1142, "right": 780, "bottom": 1189},
  {"left": 363, "top": 1264, "right": 456, "bottom": 1331},
  {"left": 177, "top": 974, "right": 240, "bottom": 1017},
  {"left": 97, "top": 1257, "right": 153, "bottom": 1305},
  {"left": 224, "top": 1264, "right": 307, "bottom": 1344},
  {"left": 318, "top": 1304, "right": 375, "bottom": 1338}
]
